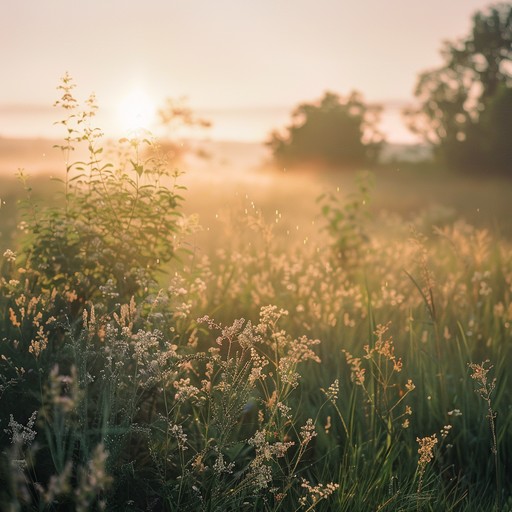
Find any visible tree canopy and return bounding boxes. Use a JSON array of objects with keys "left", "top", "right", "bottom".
[
  {"left": 267, "top": 91, "right": 383, "bottom": 169},
  {"left": 405, "top": 2, "right": 512, "bottom": 173}
]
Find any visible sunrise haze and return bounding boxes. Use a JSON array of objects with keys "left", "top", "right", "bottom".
[{"left": 0, "top": 0, "right": 498, "bottom": 142}]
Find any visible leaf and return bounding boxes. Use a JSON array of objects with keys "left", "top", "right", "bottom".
[
  {"left": 69, "top": 174, "right": 86, "bottom": 182},
  {"left": 130, "top": 160, "right": 144, "bottom": 177}
]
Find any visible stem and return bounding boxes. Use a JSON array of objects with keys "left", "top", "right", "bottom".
[{"left": 487, "top": 401, "right": 500, "bottom": 511}]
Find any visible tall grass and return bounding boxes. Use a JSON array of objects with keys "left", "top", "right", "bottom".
[{"left": 0, "top": 77, "right": 511, "bottom": 511}]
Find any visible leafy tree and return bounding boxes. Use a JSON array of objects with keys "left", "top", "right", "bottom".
[
  {"left": 267, "top": 91, "right": 383, "bottom": 168},
  {"left": 405, "top": 2, "right": 512, "bottom": 173}
]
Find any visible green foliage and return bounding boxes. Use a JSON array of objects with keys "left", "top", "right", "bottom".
[
  {"left": 1, "top": 77, "right": 512, "bottom": 511},
  {"left": 317, "top": 171, "right": 373, "bottom": 262},
  {"left": 20, "top": 73, "right": 185, "bottom": 312},
  {"left": 405, "top": 2, "right": 512, "bottom": 174},
  {"left": 267, "top": 91, "right": 383, "bottom": 169}
]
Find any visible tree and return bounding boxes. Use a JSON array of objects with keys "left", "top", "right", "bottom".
[
  {"left": 405, "top": 2, "right": 512, "bottom": 173},
  {"left": 267, "top": 91, "right": 383, "bottom": 168}
]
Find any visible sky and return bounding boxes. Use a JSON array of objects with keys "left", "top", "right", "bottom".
[{"left": 0, "top": 0, "right": 498, "bottom": 142}]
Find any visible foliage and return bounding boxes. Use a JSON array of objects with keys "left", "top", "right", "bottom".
[
  {"left": 18, "top": 73, "right": 186, "bottom": 314},
  {"left": 1, "top": 78, "right": 512, "bottom": 511},
  {"left": 317, "top": 171, "right": 373, "bottom": 262},
  {"left": 0, "top": 289, "right": 330, "bottom": 510},
  {"left": 405, "top": 2, "right": 512, "bottom": 174},
  {"left": 267, "top": 91, "right": 383, "bottom": 169}
]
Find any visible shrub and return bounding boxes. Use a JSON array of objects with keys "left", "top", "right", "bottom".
[{"left": 18, "top": 73, "right": 185, "bottom": 315}]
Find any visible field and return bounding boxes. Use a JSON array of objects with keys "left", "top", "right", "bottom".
[{"left": 1, "top": 125, "right": 512, "bottom": 511}]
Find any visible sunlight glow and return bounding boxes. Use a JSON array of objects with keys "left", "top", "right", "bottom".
[{"left": 117, "top": 89, "right": 156, "bottom": 133}]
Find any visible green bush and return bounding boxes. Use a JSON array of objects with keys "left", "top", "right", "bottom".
[{"left": 19, "top": 73, "right": 185, "bottom": 315}]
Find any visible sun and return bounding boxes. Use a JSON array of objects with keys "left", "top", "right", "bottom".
[{"left": 117, "top": 89, "right": 156, "bottom": 133}]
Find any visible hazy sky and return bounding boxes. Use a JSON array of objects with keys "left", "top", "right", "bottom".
[{"left": 0, "top": 0, "right": 497, "bottom": 140}]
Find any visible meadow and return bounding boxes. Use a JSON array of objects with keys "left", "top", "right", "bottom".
[{"left": 1, "top": 83, "right": 512, "bottom": 511}]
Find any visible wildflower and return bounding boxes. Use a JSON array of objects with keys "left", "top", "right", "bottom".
[
  {"left": 469, "top": 360, "right": 496, "bottom": 399},
  {"left": 288, "top": 335, "right": 321, "bottom": 364},
  {"left": 213, "top": 453, "right": 235, "bottom": 474},
  {"left": 322, "top": 378, "right": 339, "bottom": 402},
  {"left": 173, "top": 378, "right": 199, "bottom": 403},
  {"left": 257, "top": 305, "right": 288, "bottom": 334},
  {"left": 417, "top": 434, "right": 437, "bottom": 463},
  {"left": 29, "top": 326, "right": 49, "bottom": 358},
  {"left": 300, "top": 418, "right": 317, "bottom": 446},
  {"left": 238, "top": 321, "right": 259, "bottom": 349},
  {"left": 214, "top": 318, "right": 245, "bottom": 345},
  {"left": 249, "top": 430, "right": 294, "bottom": 460},
  {"left": 369, "top": 323, "right": 396, "bottom": 360},
  {"left": 440, "top": 425, "right": 452, "bottom": 438},
  {"left": 3, "top": 249, "right": 16, "bottom": 262},
  {"left": 247, "top": 429, "right": 294, "bottom": 490},
  {"left": 169, "top": 424, "right": 188, "bottom": 450},
  {"left": 343, "top": 350, "right": 365, "bottom": 385},
  {"left": 99, "top": 279, "right": 119, "bottom": 299},
  {"left": 299, "top": 479, "right": 339, "bottom": 507},
  {"left": 469, "top": 360, "right": 498, "bottom": 456},
  {"left": 32, "top": 311, "right": 43, "bottom": 327},
  {"left": 5, "top": 411, "right": 38, "bottom": 446},
  {"left": 417, "top": 433, "right": 438, "bottom": 480},
  {"left": 249, "top": 348, "right": 268, "bottom": 384},
  {"left": 9, "top": 308, "right": 21, "bottom": 328},
  {"left": 197, "top": 315, "right": 218, "bottom": 330},
  {"left": 65, "top": 289, "right": 78, "bottom": 303},
  {"left": 249, "top": 463, "right": 272, "bottom": 490},
  {"left": 175, "top": 301, "right": 192, "bottom": 319},
  {"left": 405, "top": 379, "right": 415, "bottom": 392},
  {"left": 192, "top": 454, "right": 206, "bottom": 473},
  {"left": 278, "top": 357, "right": 300, "bottom": 388},
  {"left": 276, "top": 401, "right": 292, "bottom": 419},
  {"left": 272, "top": 491, "right": 286, "bottom": 502}
]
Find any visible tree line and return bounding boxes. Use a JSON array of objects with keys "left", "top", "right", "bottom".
[{"left": 267, "top": 2, "right": 512, "bottom": 175}]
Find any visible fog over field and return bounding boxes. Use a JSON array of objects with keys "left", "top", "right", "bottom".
[{"left": 2, "top": 1, "right": 512, "bottom": 510}]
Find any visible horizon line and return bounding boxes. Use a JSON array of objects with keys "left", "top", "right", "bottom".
[{"left": 0, "top": 98, "right": 414, "bottom": 114}]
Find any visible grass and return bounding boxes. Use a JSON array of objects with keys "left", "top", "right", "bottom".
[{"left": 0, "top": 77, "right": 511, "bottom": 511}]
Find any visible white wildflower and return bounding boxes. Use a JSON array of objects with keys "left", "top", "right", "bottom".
[{"left": 3, "top": 249, "right": 16, "bottom": 263}]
